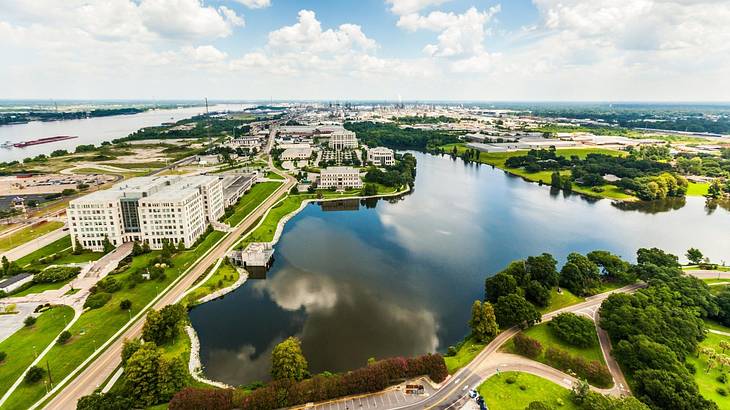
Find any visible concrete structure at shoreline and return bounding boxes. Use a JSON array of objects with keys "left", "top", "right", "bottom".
[
  {"left": 328, "top": 129, "right": 358, "bottom": 150},
  {"left": 67, "top": 175, "right": 224, "bottom": 251},
  {"left": 229, "top": 242, "right": 274, "bottom": 268},
  {"left": 368, "top": 146, "right": 395, "bottom": 166},
  {"left": 318, "top": 167, "right": 363, "bottom": 190}
]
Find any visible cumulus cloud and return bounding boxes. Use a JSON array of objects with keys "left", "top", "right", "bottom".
[
  {"left": 138, "top": 0, "right": 244, "bottom": 39},
  {"left": 180, "top": 45, "right": 228, "bottom": 64},
  {"left": 233, "top": 0, "right": 272, "bottom": 9},
  {"left": 268, "top": 9, "right": 376, "bottom": 54},
  {"left": 385, "top": 0, "right": 454, "bottom": 15}
]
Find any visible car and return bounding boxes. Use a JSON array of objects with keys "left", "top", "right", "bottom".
[{"left": 468, "top": 389, "right": 478, "bottom": 399}]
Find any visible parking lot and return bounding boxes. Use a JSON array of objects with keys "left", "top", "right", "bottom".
[{"left": 308, "top": 381, "right": 436, "bottom": 410}]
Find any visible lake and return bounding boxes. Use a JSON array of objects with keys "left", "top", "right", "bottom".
[
  {"left": 189, "top": 152, "right": 730, "bottom": 386},
  {"left": 0, "top": 104, "right": 243, "bottom": 162}
]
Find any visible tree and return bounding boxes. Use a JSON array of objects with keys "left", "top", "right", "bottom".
[
  {"left": 73, "top": 238, "right": 84, "bottom": 255},
  {"left": 362, "top": 183, "right": 378, "bottom": 196},
  {"left": 526, "top": 253, "right": 559, "bottom": 288},
  {"left": 1, "top": 256, "right": 9, "bottom": 276},
  {"left": 720, "top": 340, "right": 730, "bottom": 354},
  {"left": 494, "top": 294, "right": 541, "bottom": 329},
  {"left": 484, "top": 272, "right": 518, "bottom": 303},
  {"left": 469, "top": 300, "right": 498, "bottom": 342},
  {"left": 548, "top": 313, "right": 595, "bottom": 347},
  {"left": 102, "top": 236, "right": 114, "bottom": 253},
  {"left": 613, "top": 336, "right": 684, "bottom": 374},
  {"left": 550, "top": 171, "right": 561, "bottom": 188},
  {"left": 142, "top": 304, "right": 186, "bottom": 345},
  {"left": 271, "top": 337, "right": 309, "bottom": 381},
  {"left": 132, "top": 241, "right": 143, "bottom": 256},
  {"left": 524, "top": 280, "right": 550, "bottom": 307},
  {"left": 587, "top": 250, "right": 632, "bottom": 282},
  {"left": 24, "top": 316, "right": 37, "bottom": 327},
  {"left": 636, "top": 247, "right": 679, "bottom": 268},
  {"left": 57, "top": 330, "right": 71, "bottom": 345},
  {"left": 0, "top": 351, "right": 6, "bottom": 362},
  {"left": 124, "top": 342, "right": 162, "bottom": 406},
  {"left": 633, "top": 369, "right": 718, "bottom": 410},
  {"left": 122, "top": 338, "right": 143, "bottom": 365},
  {"left": 120, "top": 299, "right": 132, "bottom": 310},
  {"left": 559, "top": 253, "right": 600, "bottom": 296},
  {"left": 686, "top": 248, "right": 704, "bottom": 265},
  {"left": 77, "top": 392, "right": 134, "bottom": 410},
  {"left": 24, "top": 366, "right": 45, "bottom": 384},
  {"left": 158, "top": 357, "right": 187, "bottom": 402}
]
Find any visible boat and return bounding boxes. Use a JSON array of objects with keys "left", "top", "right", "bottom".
[{"left": 12, "top": 135, "right": 78, "bottom": 148}]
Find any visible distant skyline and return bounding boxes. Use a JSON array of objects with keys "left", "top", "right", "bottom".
[{"left": 1, "top": 0, "right": 729, "bottom": 102}]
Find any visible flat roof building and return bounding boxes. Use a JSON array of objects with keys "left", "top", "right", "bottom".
[
  {"left": 67, "top": 175, "right": 224, "bottom": 252},
  {"left": 281, "top": 147, "right": 313, "bottom": 161},
  {"left": 328, "top": 129, "right": 358, "bottom": 150},
  {"left": 367, "top": 146, "right": 395, "bottom": 166},
  {"left": 318, "top": 166, "right": 363, "bottom": 190}
]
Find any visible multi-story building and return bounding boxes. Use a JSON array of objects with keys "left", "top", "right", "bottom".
[
  {"left": 328, "top": 129, "right": 358, "bottom": 150},
  {"left": 318, "top": 167, "right": 363, "bottom": 190},
  {"left": 67, "top": 175, "right": 224, "bottom": 251},
  {"left": 281, "top": 147, "right": 313, "bottom": 161},
  {"left": 231, "top": 136, "right": 262, "bottom": 150},
  {"left": 367, "top": 147, "right": 395, "bottom": 166}
]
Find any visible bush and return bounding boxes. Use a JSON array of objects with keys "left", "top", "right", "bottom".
[
  {"left": 548, "top": 313, "right": 596, "bottom": 347},
  {"left": 718, "top": 373, "right": 728, "bottom": 384},
  {"left": 33, "top": 266, "right": 81, "bottom": 283},
  {"left": 169, "top": 388, "right": 233, "bottom": 410},
  {"left": 544, "top": 347, "right": 612, "bottom": 387},
  {"left": 120, "top": 299, "right": 132, "bottom": 310},
  {"left": 685, "top": 362, "right": 697, "bottom": 374},
  {"left": 94, "top": 277, "right": 121, "bottom": 293},
  {"left": 513, "top": 333, "right": 543, "bottom": 359},
  {"left": 57, "top": 330, "right": 71, "bottom": 345},
  {"left": 0, "top": 351, "right": 6, "bottom": 362},
  {"left": 24, "top": 316, "right": 37, "bottom": 327},
  {"left": 24, "top": 366, "right": 45, "bottom": 384},
  {"left": 506, "top": 376, "right": 517, "bottom": 384},
  {"left": 717, "top": 387, "right": 727, "bottom": 397},
  {"left": 519, "top": 384, "right": 528, "bottom": 391},
  {"left": 84, "top": 292, "right": 112, "bottom": 309}
]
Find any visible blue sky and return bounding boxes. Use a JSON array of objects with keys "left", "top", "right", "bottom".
[{"left": 0, "top": 0, "right": 729, "bottom": 101}]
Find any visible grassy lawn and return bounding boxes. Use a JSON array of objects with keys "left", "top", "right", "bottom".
[
  {"left": 10, "top": 278, "right": 76, "bottom": 297},
  {"left": 444, "top": 336, "right": 487, "bottom": 374},
  {"left": 2, "top": 230, "right": 226, "bottom": 410},
  {"left": 13, "top": 236, "right": 72, "bottom": 265},
  {"left": 540, "top": 288, "right": 584, "bottom": 314},
  {"left": 107, "top": 161, "right": 168, "bottom": 169},
  {"left": 0, "top": 221, "right": 64, "bottom": 252},
  {"left": 0, "top": 305, "right": 74, "bottom": 395},
  {"left": 224, "top": 182, "right": 283, "bottom": 226},
  {"left": 504, "top": 321, "right": 606, "bottom": 366},
  {"left": 477, "top": 372, "right": 578, "bottom": 410},
  {"left": 11, "top": 235, "right": 103, "bottom": 270},
  {"left": 266, "top": 171, "right": 284, "bottom": 180},
  {"left": 687, "top": 181, "right": 710, "bottom": 197},
  {"left": 441, "top": 144, "right": 634, "bottom": 200},
  {"left": 685, "top": 265, "right": 730, "bottom": 272},
  {"left": 240, "top": 195, "right": 310, "bottom": 246},
  {"left": 687, "top": 331, "right": 730, "bottom": 409},
  {"left": 184, "top": 260, "right": 240, "bottom": 305},
  {"left": 705, "top": 320, "right": 730, "bottom": 334}
]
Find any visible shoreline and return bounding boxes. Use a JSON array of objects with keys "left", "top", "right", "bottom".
[{"left": 185, "top": 184, "right": 412, "bottom": 387}]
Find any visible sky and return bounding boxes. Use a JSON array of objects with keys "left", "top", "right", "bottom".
[{"left": 1, "top": 0, "right": 729, "bottom": 102}]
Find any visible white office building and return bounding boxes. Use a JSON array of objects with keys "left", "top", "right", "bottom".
[
  {"left": 328, "top": 129, "right": 358, "bottom": 150},
  {"left": 367, "top": 147, "right": 395, "bottom": 166},
  {"left": 67, "top": 175, "right": 224, "bottom": 251},
  {"left": 281, "top": 147, "right": 313, "bottom": 161},
  {"left": 318, "top": 167, "right": 363, "bottom": 190}
]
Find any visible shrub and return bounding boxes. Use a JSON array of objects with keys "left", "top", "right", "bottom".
[
  {"left": 57, "top": 330, "right": 71, "bottom": 345},
  {"left": 24, "top": 366, "right": 45, "bottom": 384},
  {"left": 544, "top": 347, "right": 612, "bottom": 387},
  {"left": 685, "top": 362, "right": 697, "bottom": 374},
  {"left": 513, "top": 333, "right": 543, "bottom": 359},
  {"left": 24, "top": 316, "right": 37, "bottom": 327},
  {"left": 548, "top": 313, "right": 596, "bottom": 347},
  {"left": 717, "top": 387, "right": 727, "bottom": 397},
  {"left": 519, "top": 385, "right": 528, "bottom": 391},
  {"left": 120, "top": 299, "right": 132, "bottom": 310},
  {"left": 33, "top": 266, "right": 81, "bottom": 283},
  {"left": 84, "top": 292, "right": 112, "bottom": 309},
  {"left": 169, "top": 388, "right": 233, "bottom": 410},
  {"left": 718, "top": 373, "right": 728, "bottom": 384},
  {"left": 505, "top": 376, "right": 517, "bottom": 384},
  {"left": 0, "top": 351, "right": 6, "bottom": 362},
  {"left": 446, "top": 346, "right": 457, "bottom": 357},
  {"left": 94, "top": 277, "right": 121, "bottom": 293}
]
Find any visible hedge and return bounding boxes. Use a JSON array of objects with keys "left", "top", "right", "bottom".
[
  {"left": 169, "top": 388, "right": 232, "bottom": 410},
  {"left": 544, "top": 347, "right": 612, "bottom": 387},
  {"left": 513, "top": 333, "right": 543, "bottom": 359}
]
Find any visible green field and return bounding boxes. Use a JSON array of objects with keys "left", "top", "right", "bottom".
[
  {"left": 687, "top": 331, "right": 730, "bottom": 409},
  {"left": 224, "top": 182, "right": 283, "bottom": 226},
  {"left": 266, "top": 171, "right": 284, "bottom": 180},
  {"left": 0, "top": 221, "right": 64, "bottom": 252},
  {"left": 687, "top": 181, "right": 710, "bottom": 197},
  {"left": 10, "top": 277, "right": 76, "bottom": 297},
  {"left": 0, "top": 305, "right": 74, "bottom": 395},
  {"left": 478, "top": 372, "right": 578, "bottom": 410},
  {"left": 505, "top": 320, "right": 606, "bottom": 366},
  {"left": 540, "top": 288, "right": 584, "bottom": 314},
  {"left": 2, "top": 230, "right": 225, "bottom": 410},
  {"left": 241, "top": 195, "right": 308, "bottom": 245},
  {"left": 444, "top": 336, "right": 487, "bottom": 374},
  {"left": 10, "top": 235, "right": 103, "bottom": 271},
  {"left": 184, "top": 260, "right": 240, "bottom": 305},
  {"left": 441, "top": 144, "right": 635, "bottom": 200}
]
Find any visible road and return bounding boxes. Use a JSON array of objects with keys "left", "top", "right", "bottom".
[{"left": 42, "top": 177, "right": 295, "bottom": 409}]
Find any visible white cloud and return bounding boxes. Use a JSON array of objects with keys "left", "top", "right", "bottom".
[
  {"left": 385, "top": 0, "right": 454, "bottom": 15},
  {"left": 267, "top": 10, "right": 376, "bottom": 54},
  {"left": 233, "top": 0, "right": 272, "bottom": 9},
  {"left": 138, "top": 0, "right": 244, "bottom": 39},
  {"left": 180, "top": 45, "right": 228, "bottom": 63}
]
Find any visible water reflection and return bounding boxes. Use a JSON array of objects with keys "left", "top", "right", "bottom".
[
  {"left": 611, "top": 197, "right": 687, "bottom": 214},
  {"left": 190, "top": 152, "right": 730, "bottom": 386}
]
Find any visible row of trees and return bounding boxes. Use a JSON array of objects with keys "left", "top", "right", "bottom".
[
  {"left": 344, "top": 122, "right": 461, "bottom": 151},
  {"left": 363, "top": 153, "right": 417, "bottom": 188}
]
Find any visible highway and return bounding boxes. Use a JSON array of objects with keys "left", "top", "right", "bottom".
[{"left": 42, "top": 121, "right": 293, "bottom": 409}]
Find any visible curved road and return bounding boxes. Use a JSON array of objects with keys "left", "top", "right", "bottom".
[{"left": 41, "top": 154, "right": 294, "bottom": 408}]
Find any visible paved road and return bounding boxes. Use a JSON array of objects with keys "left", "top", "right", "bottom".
[
  {"left": 685, "top": 269, "right": 730, "bottom": 280},
  {"left": 42, "top": 174, "right": 295, "bottom": 409}
]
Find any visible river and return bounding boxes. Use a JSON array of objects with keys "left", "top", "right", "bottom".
[
  {"left": 0, "top": 104, "right": 244, "bottom": 162},
  {"left": 189, "top": 152, "right": 730, "bottom": 386}
]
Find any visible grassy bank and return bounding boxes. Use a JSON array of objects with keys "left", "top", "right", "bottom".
[
  {"left": 0, "top": 305, "right": 74, "bottom": 395},
  {"left": 687, "top": 331, "right": 730, "bottom": 409},
  {"left": 504, "top": 321, "right": 606, "bottom": 366},
  {"left": 478, "top": 372, "right": 578, "bottom": 410},
  {"left": 266, "top": 172, "right": 284, "bottom": 180},
  {"left": 184, "top": 260, "right": 240, "bottom": 305},
  {"left": 441, "top": 144, "right": 635, "bottom": 200},
  {"left": 0, "top": 221, "right": 64, "bottom": 252},
  {"left": 444, "top": 336, "right": 487, "bottom": 374},
  {"left": 2, "top": 230, "right": 225, "bottom": 410},
  {"left": 224, "top": 182, "right": 283, "bottom": 226},
  {"left": 540, "top": 288, "right": 584, "bottom": 314}
]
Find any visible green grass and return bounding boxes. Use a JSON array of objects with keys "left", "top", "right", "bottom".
[
  {"left": 107, "top": 161, "right": 168, "bottom": 169},
  {"left": 0, "top": 221, "right": 64, "bottom": 252},
  {"left": 540, "top": 288, "right": 584, "bottom": 314},
  {"left": 0, "top": 305, "right": 74, "bottom": 395},
  {"left": 687, "top": 331, "right": 730, "bottom": 409},
  {"left": 441, "top": 144, "right": 635, "bottom": 200},
  {"left": 687, "top": 181, "right": 710, "bottom": 197},
  {"left": 12, "top": 236, "right": 71, "bottom": 265},
  {"left": 241, "top": 195, "right": 310, "bottom": 246},
  {"left": 266, "top": 171, "right": 284, "bottom": 180},
  {"left": 11, "top": 235, "right": 103, "bottom": 270},
  {"left": 2, "top": 230, "right": 226, "bottom": 410},
  {"left": 224, "top": 182, "right": 283, "bottom": 226},
  {"left": 444, "top": 336, "right": 487, "bottom": 374},
  {"left": 184, "top": 260, "right": 240, "bottom": 305},
  {"left": 504, "top": 321, "right": 606, "bottom": 366},
  {"left": 477, "top": 372, "right": 579, "bottom": 410},
  {"left": 705, "top": 320, "right": 730, "bottom": 334},
  {"left": 10, "top": 278, "right": 75, "bottom": 297}
]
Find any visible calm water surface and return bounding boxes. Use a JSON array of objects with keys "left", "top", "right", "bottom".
[
  {"left": 190, "top": 152, "right": 730, "bottom": 385},
  {"left": 0, "top": 104, "right": 242, "bottom": 162}
]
